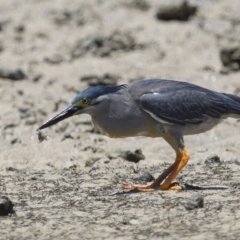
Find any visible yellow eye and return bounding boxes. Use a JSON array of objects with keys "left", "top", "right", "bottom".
[{"left": 82, "top": 98, "right": 90, "bottom": 105}]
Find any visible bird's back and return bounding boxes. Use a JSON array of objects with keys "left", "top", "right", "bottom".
[
  {"left": 129, "top": 79, "right": 215, "bottom": 97},
  {"left": 128, "top": 79, "right": 240, "bottom": 126}
]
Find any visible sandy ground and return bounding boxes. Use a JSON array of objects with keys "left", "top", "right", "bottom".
[{"left": 1, "top": 0, "right": 240, "bottom": 239}]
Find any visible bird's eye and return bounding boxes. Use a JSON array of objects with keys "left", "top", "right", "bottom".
[{"left": 82, "top": 98, "right": 90, "bottom": 105}]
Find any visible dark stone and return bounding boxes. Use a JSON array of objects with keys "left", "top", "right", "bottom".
[
  {"left": 185, "top": 194, "right": 204, "bottom": 210},
  {"left": 0, "top": 196, "right": 15, "bottom": 216},
  {"left": 5, "top": 167, "right": 18, "bottom": 172},
  {"left": 134, "top": 172, "right": 155, "bottom": 182},
  {"left": 0, "top": 68, "right": 26, "bottom": 80},
  {"left": 61, "top": 133, "right": 74, "bottom": 141},
  {"left": 220, "top": 47, "right": 240, "bottom": 71},
  {"left": 85, "top": 157, "right": 100, "bottom": 167},
  {"left": 205, "top": 154, "right": 220, "bottom": 165},
  {"left": 156, "top": 0, "right": 197, "bottom": 21},
  {"left": 121, "top": 149, "right": 145, "bottom": 163}
]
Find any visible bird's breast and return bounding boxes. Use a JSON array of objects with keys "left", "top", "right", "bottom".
[
  {"left": 91, "top": 94, "right": 163, "bottom": 138},
  {"left": 91, "top": 112, "right": 162, "bottom": 138}
]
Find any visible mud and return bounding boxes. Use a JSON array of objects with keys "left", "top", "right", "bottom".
[{"left": 1, "top": 0, "right": 240, "bottom": 239}]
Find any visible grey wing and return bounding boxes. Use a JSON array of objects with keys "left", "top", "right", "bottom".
[{"left": 140, "top": 90, "right": 237, "bottom": 126}]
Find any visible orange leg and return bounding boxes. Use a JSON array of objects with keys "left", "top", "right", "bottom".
[
  {"left": 121, "top": 148, "right": 190, "bottom": 192},
  {"left": 160, "top": 148, "right": 189, "bottom": 190}
]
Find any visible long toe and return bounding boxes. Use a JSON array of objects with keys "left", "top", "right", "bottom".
[
  {"left": 122, "top": 182, "right": 184, "bottom": 191},
  {"left": 121, "top": 183, "right": 158, "bottom": 192},
  {"left": 121, "top": 184, "right": 135, "bottom": 190}
]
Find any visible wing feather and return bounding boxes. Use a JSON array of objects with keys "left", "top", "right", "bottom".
[{"left": 140, "top": 90, "right": 232, "bottom": 125}]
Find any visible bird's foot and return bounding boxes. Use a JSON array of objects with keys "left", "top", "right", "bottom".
[
  {"left": 121, "top": 182, "right": 184, "bottom": 192},
  {"left": 161, "top": 182, "right": 184, "bottom": 191},
  {"left": 121, "top": 183, "right": 156, "bottom": 192}
]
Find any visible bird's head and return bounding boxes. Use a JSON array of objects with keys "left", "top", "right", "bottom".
[{"left": 37, "top": 84, "right": 127, "bottom": 131}]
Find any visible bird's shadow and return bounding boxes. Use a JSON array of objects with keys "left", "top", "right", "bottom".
[
  {"left": 113, "top": 183, "right": 227, "bottom": 195},
  {"left": 182, "top": 183, "right": 227, "bottom": 191}
]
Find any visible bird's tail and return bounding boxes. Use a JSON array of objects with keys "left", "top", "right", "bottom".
[
  {"left": 223, "top": 93, "right": 240, "bottom": 104},
  {"left": 222, "top": 93, "right": 240, "bottom": 115}
]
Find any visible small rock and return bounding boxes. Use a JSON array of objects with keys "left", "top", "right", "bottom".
[
  {"left": 122, "top": 217, "right": 130, "bottom": 225},
  {"left": 61, "top": 133, "right": 74, "bottom": 141},
  {"left": 25, "top": 117, "right": 38, "bottom": 125},
  {"left": 120, "top": 149, "right": 145, "bottom": 163},
  {"left": 106, "top": 152, "right": 118, "bottom": 160},
  {"left": 85, "top": 157, "right": 100, "bottom": 167},
  {"left": 129, "top": 219, "right": 139, "bottom": 225},
  {"left": 32, "top": 74, "right": 42, "bottom": 82},
  {"left": 80, "top": 73, "right": 119, "bottom": 86},
  {"left": 156, "top": 0, "right": 197, "bottom": 21},
  {"left": 44, "top": 54, "right": 64, "bottom": 64},
  {"left": 134, "top": 172, "right": 155, "bottom": 182},
  {"left": 205, "top": 154, "right": 220, "bottom": 165},
  {"left": 185, "top": 194, "right": 204, "bottom": 210},
  {"left": 220, "top": 47, "right": 240, "bottom": 72},
  {"left": 6, "top": 167, "right": 18, "bottom": 172},
  {"left": 104, "top": 159, "right": 110, "bottom": 164},
  {"left": 214, "top": 203, "right": 222, "bottom": 211},
  {"left": 0, "top": 196, "right": 15, "bottom": 216},
  {"left": 17, "top": 89, "right": 24, "bottom": 95},
  {"left": 0, "top": 68, "right": 26, "bottom": 80},
  {"left": 11, "top": 138, "right": 20, "bottom": 145}
]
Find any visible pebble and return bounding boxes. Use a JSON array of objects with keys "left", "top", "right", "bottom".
[
  {"left": 156, "top": 0, "right": 197, "bottom": 21},
  {"left": 134, "top": 172, "right": 155, "bottom": 182},
  {"left": 120, "top": 149, "right": 145, "bottom": 163},
  {"left": 0, "top": 68, "right": 26, "bottom": 80},
  {"left": 185, "top": 194, "right": 204, "bottom": 210},
  {"left": 205, "top": 154, "right": 220, "bottom": 165},
  {"left": 0, "top": 196, "right": 15, "bottom": 216}
]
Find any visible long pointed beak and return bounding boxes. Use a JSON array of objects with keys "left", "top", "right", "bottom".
[{"left": 37, "top": 105, "right": 79, "bottom": 131}]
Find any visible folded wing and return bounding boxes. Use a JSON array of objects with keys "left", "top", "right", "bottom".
[{"left": 140, "top": 89, "right": 238, "bottom": 125}]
